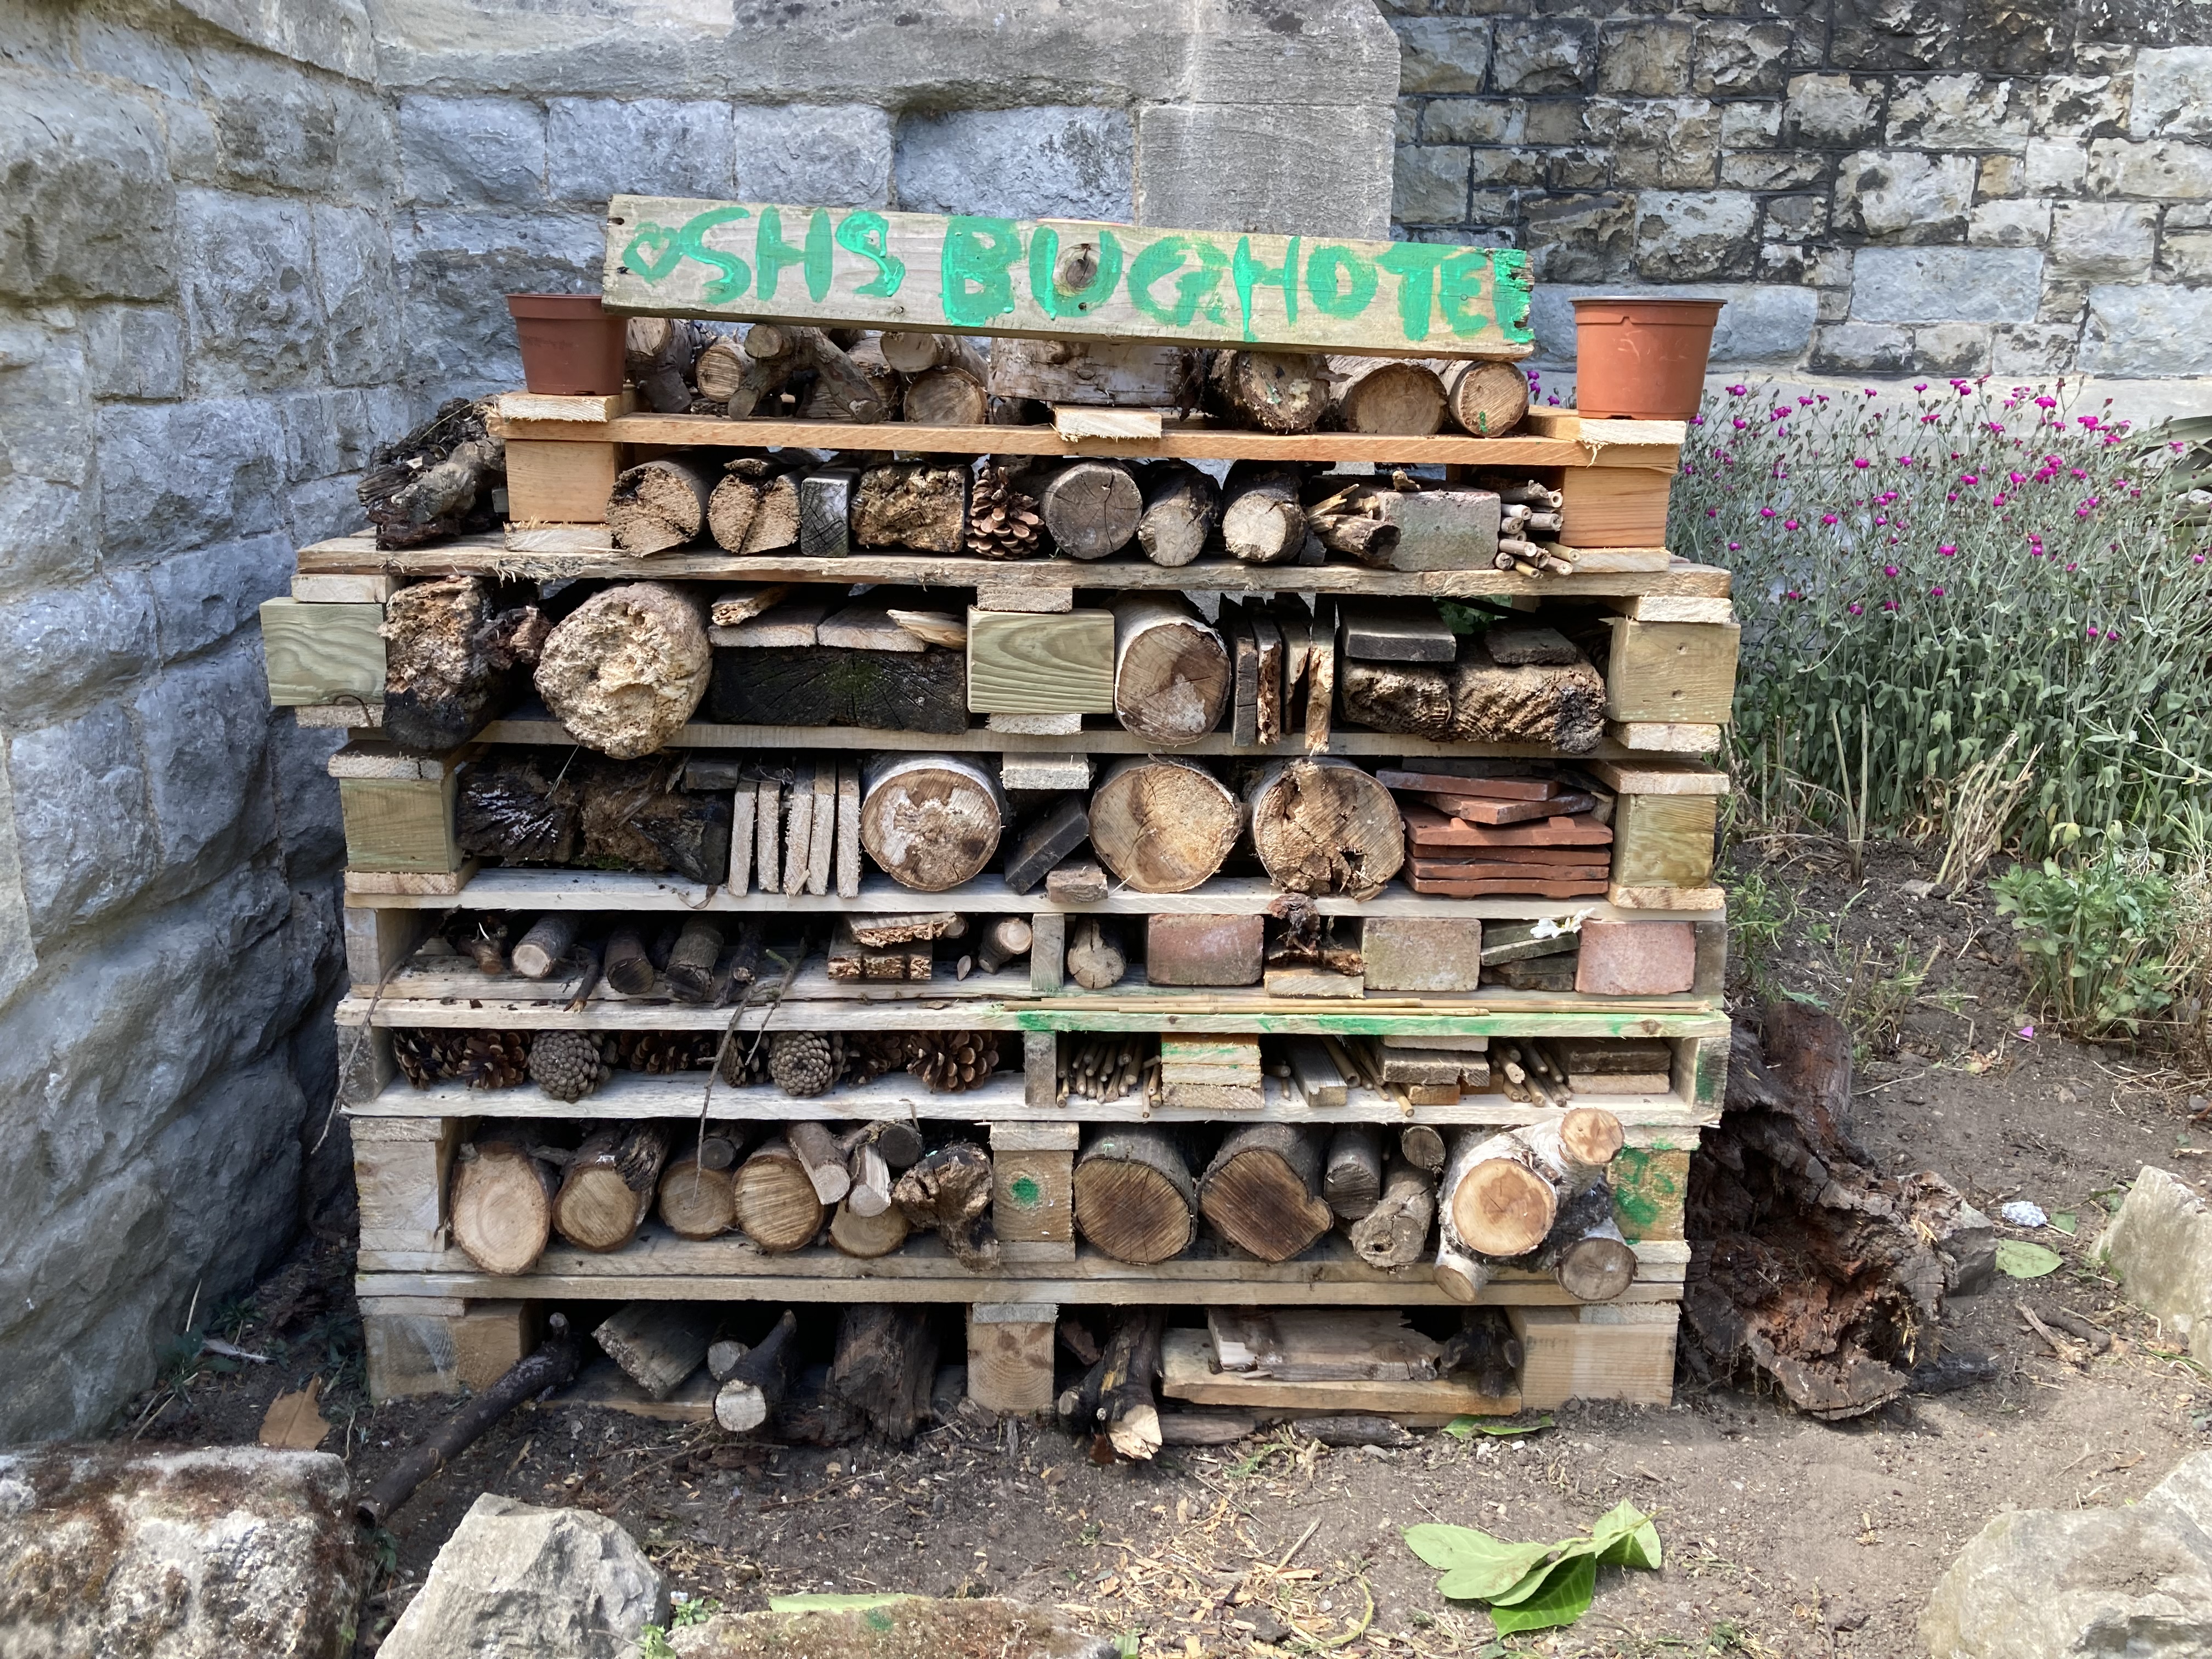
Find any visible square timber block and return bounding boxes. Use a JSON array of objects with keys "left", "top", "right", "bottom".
[
  {"left": 1508, "top": 1304, "right": 1678, "bottom": 1408},
  {"left": 967, "top": 1302, "right": 1058, "bottom": 1414},
  {"left": 966, "top": 608, "right": 1116, "bottom": 714},
  {"left": 1604, "top": 619, "right": 1740, "bottom": 725},
  {"left": 505, "top": 437, "right": 619, "bottom": 524},
  {"left": 1557, "top": 466, "right": 1673, "bottom": 548},
  {"left": 990, "top": 1122, "right": 1077, "bottom": 1261},
  {"left": 1610, "top": 792, "right": 1719, "bottom": 890},
  {"left": 338, "top": 766, "right": 464, "bottom": 874},
  {"left": 1362, "top": 917, "right": 1483, "bottom": 992},
  {"left": 1145, "top": 913, "right": 1264, "bottom": 988},
  {"left": 258, "top": 597, "right": 386, "bottom": 707},
  {"left": 364, "top": 1299, "right": 537, "bottom": 1401},
  {"left": 351, "top": 1116, "right": 460, "bottom": 1255}
]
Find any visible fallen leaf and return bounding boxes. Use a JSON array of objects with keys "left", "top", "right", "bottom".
[
  {"left": 2050, "top": 1210, "right": 2079, "bottom": 1235},
  {"left": 1446, "top": 1413, "right": 1556, "bottom": 1440},
  {"left": 257, "top": 1379, "right": 328, "bottom": 1451},
  {"left": 1996, "top": 1240, "right": 2063, "bottom": 1279}
]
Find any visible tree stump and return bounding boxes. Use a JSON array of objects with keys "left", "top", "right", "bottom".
[
  {"left": 450, "top": 1131, "right": 559, "bottom": 1275},
  {"left": 1327, "top": 357, "right": 1446, "bottom": 435}
]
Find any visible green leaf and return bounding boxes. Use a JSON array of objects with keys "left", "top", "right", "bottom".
[
  {"left": 1489, "top": 1554, "right": 1598, "bottom": 1635},
  {"left": 1444, "top": 1413, "right": 1555, "bottom": 1439},
  {"left": 2050, "top": 1210, "right": 2079, "bottom": 1236},
  {"left": 1405, "top": 1525, "right": 1554, "bottom": 1599},
  {"left": 1995, "top": 1240, "right": 2063, "bottom": 1279},
  {"left": 1587, "top": 1500, "right": 1662, "bottom": 1570},
  {"left": 768, "top": 1594, "right": 911, "bottom": 1614}
]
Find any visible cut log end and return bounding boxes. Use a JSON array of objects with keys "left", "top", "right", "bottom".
[
  {"left": 1560, "top": 1105, "right": 1626, "bottom": 1167},
  {"left": 1451, "top": 1158, "right": 1557, "bottom": 1259}
]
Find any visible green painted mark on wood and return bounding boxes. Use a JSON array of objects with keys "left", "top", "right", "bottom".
[
  {"left": 1009, "top": 1173, "right": 1043, "bottom": 1209},
  {"left": 1609, "top": 1145, "right": 1690, "bottom": 1242}
]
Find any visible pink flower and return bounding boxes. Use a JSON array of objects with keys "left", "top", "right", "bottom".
[
  {"left": 1960, "top": 474, "right": 1979, "bottom": 485},
  {"left": 1865, "top": 388, "right": 1878, "bottom": 397},
  {"left": 1728, "top": 541, "right": 1741, "bottom": 551},
  {"left": 1914, "top": 382, "right": 1928, "bottom": 392},
  {"left": 1848, "top": 602, "right": 1864, "bottom": 615},
  {"left": 1929, "top": 585, "right": 1946, "bottom": 597},
  {"left": 1822, "top": 513, "right": 1839, "bottom": 526},
  {"left": 1939, "top": 544, "right": 1957, "bottom": 557},
  {"left": 1784, "top": 518, "right": 1801, "bottom": 531},
  {"left": 1853, "top": 458, "right": 1871, "bottom": 469},
  {"left": 1897, "top": 455, "right": 1915, "bottom": 466},
  {"left": 2017, "top": 1024, "right": 2034, "bottom": 1040},
  {"left": 2087, "top": 626, "right": 2100, "bottom": 638},
  {"left": 1726, "top": 383, "right": 1748, "bottom": 396},
  {"left": 2034, "top": 396, "right": 2055, "bottom": 409},
  {"left": 2066, "top": 562, "right": 2078, "bottom": 571},
  {"left": 1759, "top": 506, "right": 1777, "bottom": 518},
  {"left": 1882, "top": 599, "right": 1899, "bottom": 611},
  {"left": 1883, "top": 563, "right": 1899, "bottom": 577},
  {"left": 1991, "top": 493, "right": 2008, "bottom": 506}
]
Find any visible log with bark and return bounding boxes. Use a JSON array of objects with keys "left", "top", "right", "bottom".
[
  {"left": 829, "top": 1195, "right": 911, "bottom": 1258},
  {"left": 1037, "top": 460, "right": 1142, "bottom": 560},
  {"left": 860, "top": 754, "right": 1007, "bottom": 892},
  {"left": 1065, "top": 917, "right": 1125, "bottom": 990},
  {"left": 1443, "top": 360, "right": 1530, "bottom": 437},
  {"left": 450, "top": 1130, "right": 561, "bottom": 1275},
  {"left": 663, "top": 917, "right": 725, "bottom": 1003},
  {"left": 625, "top": 317, "right": 714, "bottom": 413},
  {"left": 507, "top": 915, "right": 578, "bottom": 980},
  {"left": 608, "top": 455, "right": 718, "bottom": 554},
  {"left": 1530, "top": 1182, "right": 1638, "bottom": 1303},
  {"left": 975, "top": 915, "right": 1034, "bottom": 975},
  {"left": 987, "top": 337, "right": 1200, "bottom": 408},
  {"left": 894, "top": 1141, "right": 999, "bottom": 1271},
  {"left": 1134, "top": 461, "right": 1218, "bottom": 568},
  {"left": 821, "top": 1305, "right": 939, "bottom": 1443},
  {"left": 359, "top": 397, "right": 504, "bottom": 550},
  {"left": 1348, "top": 1156, "right": 1436, "bottom": 1269},
  {"left": 552, "top": 1122, "right": 672, "bottom": 1252},
  {"left": 853, "top": 464, "right": 969, "bottom": 553},
  {"left": 534, "top": 582, "right": 711, "bottom": 759},
  {"left": 845, "top": 1142, "right": 894, "bottom": 1217},
  {"left": 715, "top": 1308, "right": 799, "bottom": 1432},
  {"left": 1109, "top": 594, "right": 1230, "bottom": 745},
  {"left": 724, "top": 325, "right": 889, "bottom": 422},
  {"left": 1205, "top": 350, "right": 1331, "bottom": 433},
  {"left": 1097, "top": 1311, "right": 1166, "bottom": 1461},
  {"left": 1072, "top": 1128, "right": 1198, "bottom": 1264},
  {"left": 787, "top": 1120, "right": 854, "bottom": 1206},
  {"left": 568, "top": 756, "right": 730, "bottom": 882},
  {"left": 1437, "top": 1308, "right": 1523, "bottom": 1397},
  {"left": 658, "top": 1151, "right": 740, "bottom": 1239},
  {"left": 1245, "top": 759, "right": 1404, "bottom": 899},
  {"left": 899, "top": 360, "right": 990, "bottom": 427},
  {"left": 1682, "top": 1007, "right": 1984, "bottom": 1419},
  {"left": 380, "top": 575, "right": 549, "bottom": 754},
  {"left": 799, "top": 332, "right": 900, "bottom": 422},
  {"left": 1199, "top": 1124, "right": 1334, "bottom": 1262},
  {"left": 602, "top": 926, "right": 654, "bottom": 995},
  {"left": 1087, "top": 756, "right": 1242, "bottom": 894},
  {"left": 1444, "top": 639, "right": 1606, "bottom": 751},
  {"left": 1433, "top": 1108, "right": 1623, "bottom": 1301},
  {"left": 1218, "top": 462, "right": 1307, "bottom": 564},
  {"left": 1323, "top": 1124, "right": 1385, "bottom": 1221},
  {"left": 734, "top": 1137, "right": 826, "bottom": 1253},
  {"left": 595, "top": 1302, "right": 716, "bottom": 1400},
  {"left": 1327, "top": 357, "right": 1446, "bottom": 435}
]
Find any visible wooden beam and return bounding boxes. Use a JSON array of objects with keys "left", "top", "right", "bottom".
[
  {"left": 1605, "top": 620, "right": 1741, "bottom": 725},
  {"left": 603, "top": 197, "right": 1533, "bottom": 359},
  {"left": 505, "top": 437, "right": 620, "bottom": 525},
  {"left": 1610, "top": 793, "right": 1719, "bottom": 890},
  {"left": 258, "top": 597, "right": 384, "bottom": 707},
  {"left": 966, "top": 608, "right": 1117, "bottom": 714}
]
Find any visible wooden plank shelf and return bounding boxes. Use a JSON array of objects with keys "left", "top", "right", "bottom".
[
  {"left": 355, "top": 1226, "right": 1690, "bottom": 1306},
  {"left": 342, "top": 1066, "right": 1718, "bottom": 1128},
  {"left": 296, "top": 533, "right": 1729, "bottom": 601},
  {"left": 490, "top": 410, "right": 1682, "bottom": 469},
  {"left": 338, "top": 865, "right": 1727, "bottom": 924}
]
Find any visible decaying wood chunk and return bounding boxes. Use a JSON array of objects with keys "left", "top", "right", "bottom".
[
  {"left": 1205, "top": 349, "right": 1331, "bottom": 434},
  {"left": 381, "top": 575, "right": 548, "bottom": 754},
  {"left": 853, "top": 464, "right": 969, "bottom": 552},
  {"left": 534, "top": 582, "right": 712, "bottom": 758},
  {"left": 1244, "top": 758, "right": 1405, "bottom": 899},
  {"left": 359, "top": 397, "right": 503, "bottom": 549}
]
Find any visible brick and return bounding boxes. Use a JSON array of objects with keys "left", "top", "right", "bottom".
[
  {"left": 1361, "top": 917, "right": 1483, "bottom": 992},
  {"left": 1575, "top": 919, "right": 1696, "bottom": 996},
  {"left": 1144, "top": 913, "right": 1263, "bottom": 988}
]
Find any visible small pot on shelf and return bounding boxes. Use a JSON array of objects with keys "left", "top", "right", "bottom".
[
  {"left": 1570, "top": 296, "right": 1724, "bottom": 421},
  {"left": 506, "top": 294, "right": 628, "bottom": 395}
]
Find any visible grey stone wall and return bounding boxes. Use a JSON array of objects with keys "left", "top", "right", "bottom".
[{"left": 1383, "top": 0, "right": 2212, "bottom": 379}]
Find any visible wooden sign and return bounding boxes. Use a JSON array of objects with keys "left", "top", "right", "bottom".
[{"left": 602, "top": 198, "right": 1534, "bottom": 359}]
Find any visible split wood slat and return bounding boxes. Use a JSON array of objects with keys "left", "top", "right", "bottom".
[
  {"left": 1160, "top": 1329, "right": 1519, "bottom": 1414},
  {"left": 1054, "top": 407, "right": 1162, "bottom": 441},
  {"left": 965, "top": 608, "right": 1117, "bottom": 714},
  {"left": 292, "top": 573, "right": 400, "bottom": 603},
  {"left": 729, "top": 778, "right": 756, "bottom": 894},
  {"left": 834, "top": 764, "right": 861, "bottom": 899},
  {"left": 1608, "top": 720, "right": 1724, "bottom": 754}
]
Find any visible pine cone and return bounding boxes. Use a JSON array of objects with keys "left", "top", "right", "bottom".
[
  {"left": 451, "top": 1030, "right": 531, "bottom": 1090},
  {"left": 716, "top": 1036, "right": 768, "bottom": 1088},
  {"left": 617, "top": 1031, "right": 718, "bottom": 1074},
  {"left": 906, "top": 1029, "right": 1001, "bottom": 1093},
  {"left": 529, "top": 1029, "right": 612, "bottom": 1102},
  {"left": 965, "top": 461, "right": 1044, "bottom": 560},
  {"left": 842, "top": 1031, "right": 908, "bottom": 1085},
  {"left": 770, "top": 1030, "right": 842, "bottom": 1098},
  {"left": 390, "top": 1028, "right": 451, "bottom": 1088}
]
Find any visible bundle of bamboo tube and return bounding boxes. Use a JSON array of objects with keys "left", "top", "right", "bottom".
[{"left": 1058, "top": 1034, "right": 1156, "bottom": 1106}]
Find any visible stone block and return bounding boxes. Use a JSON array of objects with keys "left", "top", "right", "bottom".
[
  {"left": 0, "top": 575, "right": 157, "bottom": 727},
  {"left": 1469, "top": 148, "right": 1544, "bottom": 187},
  {"left": 1362, "top": 917, "right": 1482, "bottom": 992},
  {"left": 1812, "top": 321, "right": 1912, "bottom": 373},
  {"left": 2132, "top": 47, "right": 2212, "bottom": 139},
  {"left": 2081, "top": 285, "right": 2212, "bottom": 376},
  {"left": 378, "top": 1495, "right": 665, "bottom": 1659},
  {"left": 310, "top": 204, "right": 402, "bottom": 386},
  {"left": 290, "top": 475, "right": 367, "bottom": 545},
  {"left": 0, "top": 1447, "right": 366, "bottom": 1654},
  {"left": 393, "top": 210, "right": 606, "bottom": 393},
  {"left": 1492, "top": 20, "right": 1594, "bottom": 94},
  {"left": 5, "top": 701, "right": 156, "bottom": 938},
  {"left": 2050, "top": 202, "right": 2157, "bottom": 279},
  {"left": 1835, "top": 149, "right": 1976, "bottom": 241},
  {"left": 399, "top": 95, "right": 546, "bottom": 206},
  {"left": 1392, "top": 18, "right": 1489, "bottom": 94},
  {"left": 730, "top": 103, "right": 893, "bottom": 206},
  {"left": 2030, "top": 74, "right": 2131, "bottom": 141},
  {"left": 1968, "top": 199, "right": 2050, "bottom": 248},
  {"left": 1393, "top": 145, "right": 1470, "bottom": 224},
  {"left": 1709, "top": 285, "right": 1819, "bottom": 362},
  {"left": 1719, "top": 100, "right": 1782, "bottom": 149},
  {"left": 2023, "top": 138, "right": 2088, "bottom": 193},
  {"left": 1548, "top": 150, "right": 1610, "bottom": 190},
  {"left": 0, "top": 78, "right": 174, "bottom": 302},
  {"left": 268, "top": 712, "right": 346, "bottom": 873},
  {"left": 1978, "top": 154, "right": 2023, "bottom": 199},
  {"left": 1524, "top": 194, "right": 1637, "bottom": 282},
  {"left": 1852, "top": 247, "right": 2044, "bottom": 323},
  {"left": 0, "top": 760, "right": 34, "bottom": 1009},
  {"left": 1784, "top": 73, "right": 1881, "bottom": 145},
  {"left": 1423, "top": 98, "right": 1523, "bottom": 146},
  {"left": 549, "top": 97, "right": 734, "bottom": 204},
  {"left": 1763, "top": 194, "right": 1829, "bottom": 239},
  {"left": 146, "top": 532, "right": 292, "bottom": 664},
  {"left": 1883, "top": 72, "right": 2030, "bottom": 151},
  {"left": 1590, "top": 98, "right": 1719, "bottom": 190},
  {"left": 1633, "top": 191, "right": 1759, "bottom": 280},
  {"left": 0, "top": 316, "right": 97, "bottom": 597},
  {"left": 98, "top": 398, "right": 286, "bottom": 561},
  {"left": 1691, "top": 22, "right": 1797, "bottom": 97},
  {"left": 2162, "top": 230, "right": 2212, "bottom": 283},
  {"left": 1911, "top": 321, "right": 1992, "bottom": 374},
  {"left": 195, "top": 47, "right": 337, "bottom": 194},
  {"left": 1144, "top": 913, "right": 1263, "bottom": 988},
  {"left": 1523, "top": 100, "right": 1581, "bottom": 146},
  {"left": 2095, "top": 1167, "right": 2212, "bottom": 1361},
  {"left": 2086, "top": 138, "right": 2212, "bottom": 200},
  {"left": 895, "top": 106, "right": 1132, "bottom": 222},
  {"left": 136, "top": 644, "right": 276, "bottom": 892},
  {"left": 330, "top": 83, "right": 398, "bottom": 207},
  {"left": 81, "top": 305, "right": 183, "bottom": 401},
  {"left": 1719, "top": 150, "right": 1829, "bottom": 191},
  {"left": 70, "top": 13, "right": 196, "bottom": 97},
  {"left": 1991, "top": 322, "right": 2080, "bottom": 374},
  {"left": 176, "top": 190, "right": 325, "bottom": 395},
  {"left": 1137, "top": 103, "right": 1395, "bottom": 240},
  {"left": 1575, "top": 919, "right": 1695, "bottom": 996},
  {"left": 1598, "top": 21, "right": 1693, "bottom": 96}
]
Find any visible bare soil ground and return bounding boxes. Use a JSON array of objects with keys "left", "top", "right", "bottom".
[{"left": 125, "top": 842, "right": 2212, "bottom": 1659}]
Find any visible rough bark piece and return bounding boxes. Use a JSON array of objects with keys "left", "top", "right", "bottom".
[
  {"left": 1443, "top": 359, "right": 1531, "bottom": 437},
  {"left": 1072, "top": 1128, "right": 1198, "bottom": 1265},
  {"left": 705, "top": 645, "right": 967, "bottom": 733},
  {"left": 1445, "top": 639, "right": 1606, "bottom": 752},
  {"left": 1245, "top": 759, "right": 1404, "bottom": 899},
  {"left": 1200, "top": 1124, "right": 1334, "bottom": 1263},
  {"left": 1219, "top": 462, "right": 1307, "bottom": 564},
  {"left": 733, "top": 1138, "right": 826, "bottom": 1254},
  {"left": 381, "top": 575, "right": 547, "bottom": 754},
  {"left": 893, "top": 1141, "right": 999, "bottom": 1272},
  {"left": 509, "top": 915, "right": 578, "bottom": 980},
  {"left": 1324, "top": 1124, "right": 1385, "bottom": 1220},
  {"left": 594, "top": 1302, "right": 714, "bottom": 1400},
  {"left": 1134, "top": 460, "right": 1218, "bottom": 568},
  {"left": 1205, "top": 349, "right": 1330, "bottom": 433},
  {"left": 853, "top": 464, "right": 969, "bottom": 552},
  {"left": 1099, "top": 1311, "right": 1166, "bottom": 1460},
  {"left": 900, "top": 364, "right": 990, "bottom": 427},
  {"left": 860, "top": 754, "right": 1006, "bottom": 892},
  {"left": 534, "top": 582, "right": 710, "bottom": 759},
  {"left": 1038, "top": 461, "right": 1142, "bottom": 560},
  {"left": 553, "top": 1124, "right": 670, "bottom": 1253},
  {"left": 1328, "top": 356, "right": 1446, "bottom": 435},
  {"left": 823, "top": 1305, "right": 939, "bottom": 1443},
  {"left": 575, "top": 757, "right": 730, "bottom": 883},
  {"left": 1109, "top": 594, "right": 1231, "bottom": 746},
  {"left": 1046, "top": 860, "right": 1108, "bottom": 903},
  {"left": 657, "top": 1154, "right": 738, "bottom": 1239},
  {"left": 608, "top": 455, "right": 716, "bottom": 554},
  {"left": 450, "top": 1131, "right": 558, "bottom": 1276},
  {"left": 1088, "top": 756, "right": 1241, "bottom": 894},
  {"left": 1337, "top": 658, "right": 1452, "bottom": 738},
  {"left": 787, "top": 1121, "right": 854, "bottom": 1205},
  {"left": 715, "top": 1310, "right": 798, "bottom": 1433},
  {"left": 1350, "top": 1156, "right": 1436, "bottom": 1269},
  {"left": 360, "top": 396, "right": 502, "bottom": 549},
  {"left": 739, "top": 474, "right": 802, "bottom": 554},
  {"left": 989, "top": 336, "right": 1199, "bottom": 407}
]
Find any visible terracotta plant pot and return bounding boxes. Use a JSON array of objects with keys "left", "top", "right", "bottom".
[
  {"left": 507, "top": 294, "right": 628, "bottom": 396},
  {"left": 1571, "top": 297, "right": 1724, "bottom": 421}
]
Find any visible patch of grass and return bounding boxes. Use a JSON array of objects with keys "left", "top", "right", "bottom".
[{"left": 1723, "top": 863, "right": 1793, "bottom": 998}]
